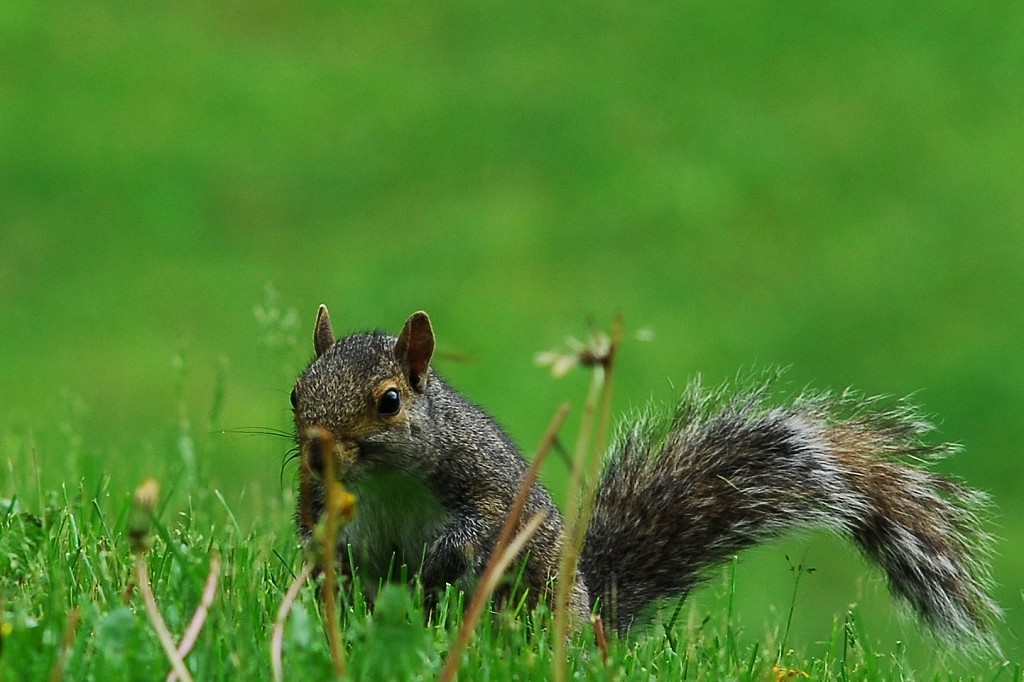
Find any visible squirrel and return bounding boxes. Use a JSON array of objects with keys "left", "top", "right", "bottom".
[{"left": 289, "top": 305, "right": 999, "bottom": 650}]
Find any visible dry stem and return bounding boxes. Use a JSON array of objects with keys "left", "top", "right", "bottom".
[
  {"left": 437, "top": 403, "right": 569, "bottom": 682},
  {"left": 437, "top": 511, "right": 549, "bottom": 682},
  {"left": 136, "top": 556, "right": 194, "bottom": 682},
  {"left": 552, "top": 314, "right": 623, "bottom": 682},
  {"left": 305, "top": 426, "right": 347, "bottom": 678},
  {"left": 491, "top": 403, "right": 570, "bottom": 567},
  {"left": 271, "top": 562, "right": 315, "bottom": 682},
  {"left": 47, "top": 607, "right": 80, "bottom": 682},
  {"left": 167, "top": 551, "right": 222, "bottom": 682}
]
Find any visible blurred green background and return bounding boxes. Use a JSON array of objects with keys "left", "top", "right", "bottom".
[{"left": 2, "top": 0, "right": 1021, "bottom": 665}]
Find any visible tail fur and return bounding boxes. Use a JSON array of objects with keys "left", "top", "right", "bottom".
[{"left": 579, "top": 378, "right": 998, "bottom": 650}]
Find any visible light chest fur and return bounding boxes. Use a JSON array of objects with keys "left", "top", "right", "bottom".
[{"left": 342, "top": 469, "right": 451, "bottom": 592}]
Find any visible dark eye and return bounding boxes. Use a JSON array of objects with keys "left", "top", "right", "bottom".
[
  {"left": 290, "top": 388, "right": 298, "bottom": 410},
  {"left": 377, "top": 388, "right": 401, "bottom": 416}
]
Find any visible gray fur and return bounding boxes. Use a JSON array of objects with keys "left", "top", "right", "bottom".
[
  {"left": 292, "top": 309, "right": 998, "bottom": 652},
  {"left": 581, "top": 378, "right": 998, "bottom": 650},
  {"left": 293, "top": 322, "right": 590, "bottom": 618}
]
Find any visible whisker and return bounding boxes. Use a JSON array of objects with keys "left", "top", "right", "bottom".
[
  {"left": 282, "top": 447, "right": 302, "bottom": 465},
  {"left": 280, "top": 447, "right": 302, "bottom": 486},
  {"left": 220, "top": 426, "right": 295, "bottom": 440}
]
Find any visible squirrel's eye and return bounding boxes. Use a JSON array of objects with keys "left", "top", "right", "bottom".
[
  {"left": 377, "top": 388, "right": 401, "bottom": 416},
  {"left": 290, "top": 388, "right": 298, "bottom": 410}
]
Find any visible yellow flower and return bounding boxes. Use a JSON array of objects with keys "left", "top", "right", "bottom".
[
  {"left": 771, "top": 663, "right": 810, "bottom": 681},
  {"left": 129, "top": 478, "right": 160, "bottom": 555}
]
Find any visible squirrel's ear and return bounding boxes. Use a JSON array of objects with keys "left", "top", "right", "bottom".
[
  {"left": 395, "top": 311, "right": 434, "bottom": 392},
  {"left": 314, "top": 304, "right": 335, "bottom": 357}
]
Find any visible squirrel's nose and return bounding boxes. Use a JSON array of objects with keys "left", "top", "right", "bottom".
[
  {"left": 308, "top": 443, "right": 325, "bottom": 474},
  {"left": 302, "top": 426, "right": 333, "bottom": 476}
]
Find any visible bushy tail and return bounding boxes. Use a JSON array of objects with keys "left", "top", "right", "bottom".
[{"left": 579, "top": 378, "right": 998, "bottom": 650}]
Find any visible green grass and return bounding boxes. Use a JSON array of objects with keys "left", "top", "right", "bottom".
[
  {"left": 0, "top": 376, "right": 1017, "bottom": 680},
  {"left": 2, "top": 0, "right": 1023, "bottom": 676},
  {"left": 3, "top": 468, "right": 1016, "bottom": 680}
]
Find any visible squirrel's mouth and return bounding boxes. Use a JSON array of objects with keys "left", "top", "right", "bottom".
[{"left": 299, "top": 425, "right": 359, "bottom": 480}]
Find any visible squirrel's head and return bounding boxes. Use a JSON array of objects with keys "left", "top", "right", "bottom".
[{"left": 291, "top": 305, "right": 435, "bottom": 482}]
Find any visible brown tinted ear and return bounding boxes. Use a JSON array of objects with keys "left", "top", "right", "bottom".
[
  {"left": 394, "top": 311, "right": 435, "bottom": 392},
  {"left": 314, "top": 304, "right": 335, "bottom": 357}
]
